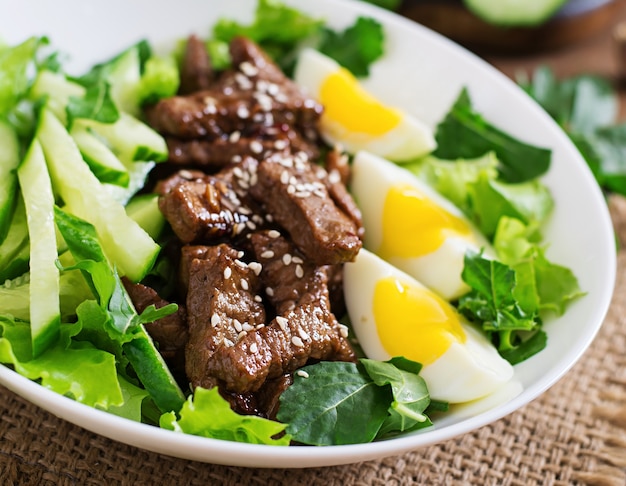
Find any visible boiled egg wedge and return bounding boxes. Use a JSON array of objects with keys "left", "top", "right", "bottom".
[
  {"left": 351, "top": 150, "right": 492, "bottom": 301},
  {"left": 293, "top": 48, "right": 436, "bottom": 161},
  {"left": 343, "top": 249, "right": 514, "bottom": 404}
]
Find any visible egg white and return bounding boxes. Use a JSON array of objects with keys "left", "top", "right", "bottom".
[
  {"left": 293, "top": 48, "right": 436, "bottom": 161},
  {"left": 343, "top": 248, "right": 514, "bottom": 404},
  {"left": 351, "top": 150, "right": 492, "bottom": 301}
]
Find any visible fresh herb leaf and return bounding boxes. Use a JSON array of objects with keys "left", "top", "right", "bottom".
[
  {"left": 434, "top": 87, "right": 552, "bottom": 183},
  {"left": 160, "top": 387, "right": 291, "bottom": 446},
  {"left": 277, "top": 361, "right": 390, "bottom": 445},
  {"left": 277, "top": 358, "right": 434, "bottom": 445},
  {"left": 66, "top": 81, "right": 120, "bottom": 126},
  {"left": 318, "top": 17, "right": 385, "bottom": 77},
  {"left": 361, "top": 0, "right": 403, "bottom": 9},
  {"left": 137, "top": 55, "right": 179, "bottom": 105},
  {"left": 361, "top": 357, "right": 431, "bottom": 437}
]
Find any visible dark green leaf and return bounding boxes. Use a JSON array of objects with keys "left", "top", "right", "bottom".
[
  {"left": 318, "top": 17, "right": 385, "bottom": 77},
  {"left": 66, "top": 81, "right": 120, "bottom": 126},
  {"left": 277, "top": 361, "right": 390, "bottom": 445},
  {"left": 499, "top": 330, "right": 547, "bottom": 364},
  {"left": 434, "top": 88, "right": 551, "bottom": 183}
]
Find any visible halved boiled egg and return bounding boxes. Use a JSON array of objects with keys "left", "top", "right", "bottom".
[
  {"left": 293, "top": 48, "right": 436, "bottom": 161},
  {"left": 351, "top": 150, "right": 491, "bottom": 301},
  {"left": 343, "top": 249, "right": 514, "bottom": 404}
]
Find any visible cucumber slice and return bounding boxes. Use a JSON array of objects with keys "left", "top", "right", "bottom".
[
  {"left": 0, "top": 195, "right": 30, "bottom": 282},
  {"left": 79, "top": 113, "right": 168, "bottom": 163},
  {"left": 125, "top": 193, "right": 166, "bottom": 240},
  {"left": 16, "top": 140, "right": 60, "bottom": 356},
  {"left": 123, "top": 328, "right": 185, "bottom": 413},
  {"left": 30, "top": 70, "right": 85, "bottom": 124},
  {"left": 0, "top": 120, "right": 21, "bottom": 244},
  {"left": 70, "top": 125, "right": 130, "bottom": 187},
  {"left": 31, "top": 70, "right": 168, "bottom": 165},
  {"left": 463, "top": 0, "right": 568, "bottom": 26},
  {"left": 37, "top": 108, "right": 160, "bottom": 282},
  {"left": 107, "top": 46, "right": 142, "bottom": 117}
]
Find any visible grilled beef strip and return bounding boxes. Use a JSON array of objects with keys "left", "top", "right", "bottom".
[
  {"left": 178, "top": 35, "right": 215, "bottom": 95},
  {"left": 249, "top": 152, "right": 362, "bottom": 265},
  {"left": 144, "top": 36, "right": 322, "bottom": 142},
  {"left": 185, "top": 243, "right": 267, "bottom": 391},
  {"left": 203, "top": 230, "right": 354, "bottom": 393}
]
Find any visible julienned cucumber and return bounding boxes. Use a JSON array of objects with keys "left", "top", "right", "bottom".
[
  {"left": 37, "top": 107, "right": 160, "bottom": 282},
  {"left": 16, "top": 140, "right": 60, "bottom": 357},
  {"left": 0, "top": 120, "right": 21, "bottom": 244},
  {"left": 31, "top": 70, "right": 168, "bottom": 165},
  {"left": 123, "top": 329, "right": 185, "bottom": 413},
  {"left": 463, "top": 0, "right": 568, "bottom": 26},
  {"left": 126, "top": 194, "right": 166, "bottom": 240},
  {"left": 0, "top": 197, "right": 30, "bottom": 283},
  {"left": 71, "top": 125, "right": 130, "bottom": 187}
]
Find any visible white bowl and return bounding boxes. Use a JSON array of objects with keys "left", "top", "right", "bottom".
[{"left": 0, "top": 0, "right": 615, "bottom": 468}]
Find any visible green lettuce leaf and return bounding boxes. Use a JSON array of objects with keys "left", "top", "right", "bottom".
[
  {"left": 0, "top": 315, "right": 124, "bottom": 409},
  {"left": 160, "top": 387, "right": 290, "bottom": 445},
  {"left": 434, "top": 87, "right": 552, "bottom": 183},
  {"left": 66, "top": 80, "right": 120, "bottom": 127}
]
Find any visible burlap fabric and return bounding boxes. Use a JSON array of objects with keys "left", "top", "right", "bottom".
[{"left": 0, "top": 207, "right": 624, "bottom": 486}]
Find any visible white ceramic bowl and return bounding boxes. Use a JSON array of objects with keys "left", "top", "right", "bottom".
[{"left": 0, "top": 0, "right": 616, "bottom": 468}]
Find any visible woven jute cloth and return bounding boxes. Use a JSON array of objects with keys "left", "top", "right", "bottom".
[{"left": 0, "top": 199, "right": 625, "bottom": 486}]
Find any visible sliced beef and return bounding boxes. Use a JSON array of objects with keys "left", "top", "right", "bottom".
[
  {"left": 164, "top": 129, "right": 319, "bottom": 169},
  {"left": 121, "top": 279, "right": 188, "bottom": 372},
  {"left": 179, "top": 35, "right": 214, "bottom": 95},
  {"left": 203, "top": 231, "right": 354, "bottom": 393},
  {"left": 249, "top": 153, "right": 362, "bottom": 265},
  {"left": 158, "top": 159, "right": 263, "bottom": 244},
  {"left": 185, "top": 244, "right": 266, "bottom": 391},
  {"left": 144, "top": 36, "right": 322, "bottom": 141}
]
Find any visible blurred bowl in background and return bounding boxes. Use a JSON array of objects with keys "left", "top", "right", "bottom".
[{"left": 399, "top": 0, "right": 626, "bottom": 54}]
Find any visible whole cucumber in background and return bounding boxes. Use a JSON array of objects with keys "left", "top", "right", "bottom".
[{"left": 463, "top": 0, "right": 570, "bottom": 26}]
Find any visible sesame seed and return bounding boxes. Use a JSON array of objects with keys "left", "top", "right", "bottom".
[
  {"left": 282, "top": 253, "right": 292, "bottom": 265},
  {"left": 298, "top": 328, "right": 309, "bottom": 340},
  {"left": 280, "top": 170, "right": 289, "bottom": 184},
  {"left": 328, "top": 169, "right": 341, "bottom": 184},
  {"left": 313, "top": 189, "right": 326, "bottom": 198},
  {"left": 250, "top": 173, "right": 258, "bottom": 186},
  {"left": 179, "top": 169, "right": 194, "bottom": 179},
  {"left": 237, "top": 106, "right": 250, "bottom": 119},
  {"left": 291, "top": 336, "right": 304, "bottom": 348},
  {"left": 295, "top": 264, "right": 304, "bottom": 278},
  {"left": 246, "top": 220, "right": 257, "bottom": 230},
  {"left": 234, "top": 222, "right": 245, "bottom": 235},
  {"left": 275, "top": 93, "right": 288, "bottom": 104},
  {"left": 256, "top": 324, "right": 265, "bottom": 330},
  {"left": 249, "top": 262, "right": 263, "bottom": 275},
  {"left": 287, "top": 184, "right": 296, "bottom": 195},
  {"left": 261, "top": 250, "right": 275, "bottom": 259},
  {"left": 229, "top": 131, "right": 241, "bottom": 143},
  {"left": 232, "top": 155, "right": 243, "bottom": 163},
  {"left": 224, "top": 267, "right": 232, "bottom": 279},
  {"left": 234, "top": 319, "right": 243, "bottom": 332},
  {"left": 242, "top": 323, "right": 255, "bottom": 332},
  {"left": 265, "top": 214, "right": 273, "bottom": 223},
  {"left": 268, "top": 230, "right": 280, "bottom": 238},
  {"left": 252, "top": 214, "right": 263, "bottom": 224},
  {"left": 295, "top": 191, "right": 311, "bottom": 198},
  {"left": 276, "top": 316, "right": 288, "bottom": 331},
  {"left": 241, "top": 279, "right": 249, "bottom": 290},
  {"left": 250, "top": 342, "right": 258, "bottom": 353},
  {"left": 296, "top": 370, "right": 309, "bottom": 378},
  {"left": 250, "top": 140, "right": 263, "bottom": 154},
  {"left": 274, "top": 139, "right": 288, "bottom": 150},
  {"left": 238, "top": 330, "right": 248, "bottom": 340},
  {"left": 266, "top": 287, "right": 275, "bottom": 297},
  {"left": 234, "top": 259, "right": 248, "bottom": 268},
  {"left": 292, "top": 256, "right": 303, "bottom": 264},
  {"left": 237, "top": 250, "right": 245, "bottom": 258},
  {"left": 240, "top": 61, "right": 259, "bottom": 77},
  {"left": 211, "top": 313, "right": 220, "bottom": 327},
  {"left": 254, "top": 295, "right": 263, "bottom": 303},
  {"left": 235, "top": 72, "right": 253, "bottom": 90},
  {"left": 338, "top": 324, "right": 349, "bottom": 338},
  {"left": 239, "top": 206, "right": 252, "bottom": 215},
  {"left": 267, "top": 83, "right": 280, "bottom": 96},
  {"left": 224, "top": 338, "right": 235, "bottom": 347}
]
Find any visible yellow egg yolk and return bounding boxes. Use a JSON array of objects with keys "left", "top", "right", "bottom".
[
  {"left": 379, "top": 184, "right": 473, "bottom": 258},
  {"left": 319, "top": 68, "right": 402, "bottom": 135},
  {"left": 373, "top": 277, "right": 466, "bottom": 365}
]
